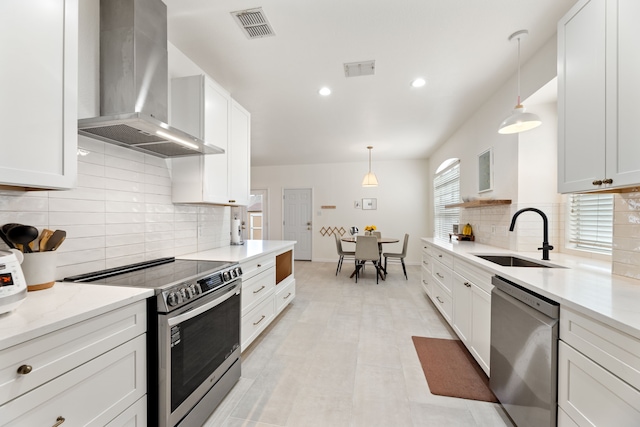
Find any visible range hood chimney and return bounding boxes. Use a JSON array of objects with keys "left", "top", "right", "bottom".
[{"left": 78, "top": 0, "right": 223, "bottom": 158}]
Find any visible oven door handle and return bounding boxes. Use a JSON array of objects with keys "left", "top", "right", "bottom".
[{"left": 168, "top": 281, "right": 240, "bottom": 326}]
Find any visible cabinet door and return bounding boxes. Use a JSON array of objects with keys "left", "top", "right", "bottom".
[
  {"left": 0, "top": 335, "right": 146, "bottom": 427},
  {"left": 558, "top": 341, "right": 640, "bottom": 426},
  {"left": 229, "top": 100, "right": 251, "bottom": 206},
  {"left": 470, "top": 285, "right": 491, "bottom": 375},
  {"left": 0, "top": 0, "right": 77, "bottom": 190},
  {"left": 452, "top": 273, "right": 472, "bottom": 346},
  {"left": 202, "top": 78, "right": 230, "bottom": 203},
  {"left": 557, "top": 0, "right": 606, "bottom": 193},
  {"left": 607, "top": 0, "right": 640, "bottom": 188}
]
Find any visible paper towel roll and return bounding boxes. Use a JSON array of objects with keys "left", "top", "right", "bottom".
[{"left": 231, "top": 219, "right": 241, "bottom": 243}]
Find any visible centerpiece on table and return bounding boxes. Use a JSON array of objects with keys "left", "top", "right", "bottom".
[{"left": 364, "top": 225, "right": 377, "bottom": 235}]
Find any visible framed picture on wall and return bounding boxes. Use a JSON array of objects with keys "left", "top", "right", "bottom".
[
  {"left": 478, "top": 148, "right": 493, "bottom": 193},
  {"left": 362, "top": 198, "right": 377, "bottom": 210}
]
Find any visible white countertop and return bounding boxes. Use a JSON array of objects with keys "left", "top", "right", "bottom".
[
  {"left": 178, "top": 240, "right": 296, "bottom": 263},
  {"left": 423, "top": 238, "right": 640, "bottom": 340},
  {"left": 0, "top": 282, "right": 153, "bottom": 349}
]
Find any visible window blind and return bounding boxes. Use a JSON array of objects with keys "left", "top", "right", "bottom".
[
  {"left": 434, "top": 162, "right": 460, "bottom": 240},
  {"left": 568, "top": 193, "right": 613, "bottom": 253}
]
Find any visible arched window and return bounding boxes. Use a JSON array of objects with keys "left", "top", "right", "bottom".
[{"left": 433, "top": 159, "right": 460, "bottom": 240}]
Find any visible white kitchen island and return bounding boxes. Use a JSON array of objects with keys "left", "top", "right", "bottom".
[{"left": 179, "top": 240, "right": 296, "bottom": 351}]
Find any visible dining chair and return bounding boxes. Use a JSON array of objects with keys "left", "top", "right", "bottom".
[
  {"left": 372, "top": 231, "right": 381, "bottom": 238},
  {"left": 354, "top": 235, "right": 385, "bottom": 284},
  {"left": 334, "top": 234, "right": 355, "bottom": 275},
  {"left": 383, "top": 233, "right": 409, "bottom": 279}
]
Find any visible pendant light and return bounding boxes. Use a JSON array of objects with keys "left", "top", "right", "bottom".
[
  {"left": 362, "top": 146, "right": 379, "bottom": 187},
  {"left": 498, "top": 30, "right": 542, "bottom": 135}
]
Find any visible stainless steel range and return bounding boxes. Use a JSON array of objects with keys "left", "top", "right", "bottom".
[{"left": 64, "top": 257, "right": 242, "bottom": 427}]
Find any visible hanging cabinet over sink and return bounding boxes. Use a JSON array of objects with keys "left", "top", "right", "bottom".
[
  {"left": 558, "top": 0, "right": 640, "bottom": 193},
  {"left": 171, "top": 74, "right": 250, "bottom": 206}
]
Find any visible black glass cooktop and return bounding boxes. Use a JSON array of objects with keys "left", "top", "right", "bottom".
[{"left": 63, "top": 257, "right": 234, "bottom": 290}]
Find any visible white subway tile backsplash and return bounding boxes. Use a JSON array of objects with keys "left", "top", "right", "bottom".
[
  {"left": 58, "top": 236, "right": 107, "bottom": 252},
  {"left": 105, "top": 177, "right": 143, "bottom": 193},
  {"left": 49, "top": 212, "right": 105, "bottom": 226},
  {"left": 106, "top": 254, "right": 146, "bottom": 269},
  {"left": 49, "top": 198, "right": 105, "bottom": 213},
  {"left": 106, "top": 200, "right": 145, "bottom": 213},
  {"left": 106, "top": 212, "right": 146, "bottom": 224},
  {"left": 144, "top": 182, "right": 172, "bottom": 196},
  {"left": 49, "top": 187, "right": 106, "bottom": 201},
  {"left": 78, "top": 159, "right": 105, "bottom": 175},
  {"left": 60, "top": 224, "right": 106, "bottom": 239},
  {"left": 57, "top": 247, "right": 106, "bottom": 267},
  {"left": 105, "top": 166, "right": 143, "bottom": 182},
  {"left": 104, "top": 143, "right": 146, "bottom": 163},
  {"left": 78, "top": 135, "right": 106, "bottom": 153},
  {"left": 105, "top": 190, "right": 143, "bottom": 203},
  {"left": 105, "top": 233, "right": 145, "bottom": 247},
  {"left": 106, "top": 223, "right": 146, "bottom": 236},
  {"left": 77, "top": 172, "right": 107, "bottom": 189},
  {"left": 106, "top": 243, "right": 146, "bottom": 258},
  {"left": 0, "top": 194, "right": 48, "bottom": 211}
]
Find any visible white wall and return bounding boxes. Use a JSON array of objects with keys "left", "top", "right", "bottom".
[
  {"left": 252, "top": 159, "right": 430, "bottom": 264},
  {"left": 430, "top": 35, "right": 563, "bottom": 253}
]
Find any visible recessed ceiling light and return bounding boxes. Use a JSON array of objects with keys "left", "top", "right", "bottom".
[
  {"left": 411, "top": 78, "right": 427, "bottom": 88},
  {"left": 318, "top": 87, "right": 331, "bottom": 96}
]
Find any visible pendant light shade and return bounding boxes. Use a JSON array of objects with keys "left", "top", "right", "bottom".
[
  {"left": 498, "top": 30, "right": 541, "bottom": 135},
  {"left": 362, "top": 146, "right": 378, "bottom": 187}
]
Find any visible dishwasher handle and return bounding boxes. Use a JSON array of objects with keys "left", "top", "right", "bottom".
[{"left": 491, "top": 275, "right": 559, "bottom": 319}]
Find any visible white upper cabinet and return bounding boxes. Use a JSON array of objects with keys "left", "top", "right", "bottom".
[
  {"left": 171, "top": 75, "right": 250, "bottom": 206},
  {"left": 0, "top": 0, "right": 78, "bottom": 190},
  {"left": 558, "top": 0, "right": 640, "bottom": 193},
  {"left": 229, "top": 100, "right": 251, "bottom": 206}
]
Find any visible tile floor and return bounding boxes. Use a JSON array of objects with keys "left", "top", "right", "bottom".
[{"left": 204, "top": 261, "right": 514, "bottom": 427}]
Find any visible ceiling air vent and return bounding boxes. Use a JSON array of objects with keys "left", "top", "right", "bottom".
[
  {"left": 344, "top": 60, "right": 376, "bottom": 78},
  {"left": 231, "top": 7, "right": 275, "bottom": 39}
]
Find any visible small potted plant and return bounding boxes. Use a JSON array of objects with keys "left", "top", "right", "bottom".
[{"left": 364, "top": 225, "right": 377, "bottom": 235}]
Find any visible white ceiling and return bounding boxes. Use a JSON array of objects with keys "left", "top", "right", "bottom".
[{"left": 165, "top": 0, "right": 577, "bottom": 167}]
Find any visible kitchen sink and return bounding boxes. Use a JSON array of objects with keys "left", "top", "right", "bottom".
[{"left": 474, "top": 254, "right": 564, "bottom": 268}]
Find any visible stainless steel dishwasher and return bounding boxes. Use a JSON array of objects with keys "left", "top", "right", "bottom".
[{"left": 490, "top": 275, "right": 560, "bottom": 427}]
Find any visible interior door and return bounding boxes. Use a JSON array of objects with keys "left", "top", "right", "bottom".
[{"left": 283, "top": 188, "right": 312, "bottom": 260}]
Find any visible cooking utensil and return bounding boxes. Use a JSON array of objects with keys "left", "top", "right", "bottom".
[
  {"left": 0, "top": 228, "right": 15, "bottom": 249},
  {"left": 6, "top": 225, "right": 39, "bottom": 253},
  {"left": 38, "top": 229, "right": 55, "bottom": 252},
  {"left": 44, "top": 230, "right": 66, "bottom": 251}
]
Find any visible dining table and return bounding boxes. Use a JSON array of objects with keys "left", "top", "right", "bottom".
[{"left": 341, "top": 236, "right": 400, "bottom": 279}]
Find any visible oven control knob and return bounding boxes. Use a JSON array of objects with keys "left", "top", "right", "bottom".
[
  {"left": 190, "top": 284, "right": 199, "bottom": 296},
  {"left": 235, "top": 267, "right": 242, "bottom": 277},
  {"left": 230, "top": 269, "right": 237, "bottom": 279},
  {"left": 167, "top": 292, "right": 180, "bottom": 307},
  {"left": 222, "top": 271, "right": 230, "bottom": 282},
  {"left": 179, "top": 288, "right": 188, "bottom": 301}
]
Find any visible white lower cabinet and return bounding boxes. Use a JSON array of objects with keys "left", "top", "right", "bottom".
[
  {"left": 558, "top": 307, "right": 640, "bottom": 426},
  {"left": 239, "top": 247, "right": 296, "bottom": 351},
  {"left": 275, "top": 276, "right": 296, "bottom": 314},
  {"left": 0, "top": 301, "right": 147, "bottom": 426},
  {"left": 241, "top": 296, "right": 275, "bottom": 351},
  {"left": 422, "top": 240, "right": 493, "bottom": 375},
  {"left": 558, "top": 341, "right": 640, "bottom": 426}
]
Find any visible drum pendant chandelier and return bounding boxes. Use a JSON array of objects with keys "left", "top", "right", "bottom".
[{"left": 362, "top": 146, "right": 379, "bottom": 187}]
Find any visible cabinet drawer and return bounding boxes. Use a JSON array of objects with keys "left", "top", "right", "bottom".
[
  {"left": 241, "top": 267, "right": 275, "bottom": 315},
  {"left": 240, "top": 254, "right": 275, "bottom": 281},
  {"left": 431, "top": 259, "right": 453, "bottom": 294},
  {"left": 0, "top": 301, "right": 146, "bottom": 403},
  {"left": 431, "top": 282, "right": 452, "bottom": 323},
  {"left": 558, "top": 406, "right": 580, "bottom": 427},
  {"left": 430, "top": 246, "right": 453, "bottom": 269},
  {"left": 560, "top": 307, "right": 640, "bottom": 391},
  {"left": 421, "top": 244, "right": 431, "bottom": 258},
  {"left": 421, "top": 266, "right": 431, "bottom": 296},
  {"left": 421, "top": 254, "right": 431, "bottom": 273},
  {"left": 0, "top": 334, "right": 146, "bottom": 427},
  {"left": 241, "top": 296, "right": 275, "bottom": 351},
  {"left": 558, "top": 341, "right": 640, "bottom": 426},
  {"left": 106, "top": 396, "right": 146, "bottom": 427},
  {"left": 275, "top": 277, "right": 295, "bottom": 314},
  {"left": 454, "top": 258, "right": 493, "bottom": 294}
]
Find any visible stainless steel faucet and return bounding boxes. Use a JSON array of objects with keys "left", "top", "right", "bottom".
[{"left": 509, "top": 207, "right": 554, "bottom": 260}]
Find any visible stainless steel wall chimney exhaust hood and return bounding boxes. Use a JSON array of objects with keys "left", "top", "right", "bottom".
[{"left": 78, "top": 0, "right": 223, "bottom": 158}]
